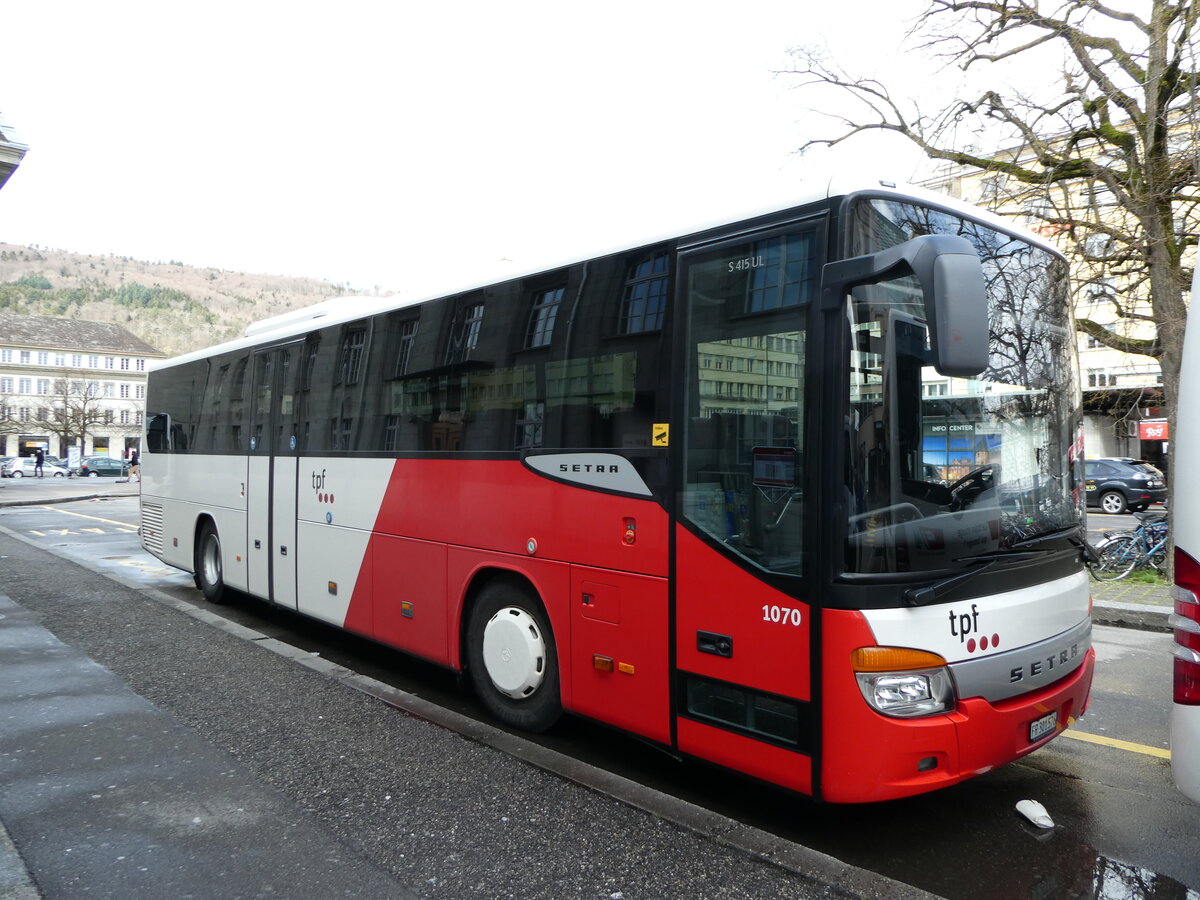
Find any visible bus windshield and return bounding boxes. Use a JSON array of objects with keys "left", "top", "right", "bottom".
[{"left": 845, "top": 197, "right": 1083, "bottom": 575}]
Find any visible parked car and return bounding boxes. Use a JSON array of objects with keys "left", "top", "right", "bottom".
[
  {"left": 76, "top": 456, "right": 128, "bottom": 478},
  {"left": 0, "top": 456, "right": 14, "bottom": 477},
  {"left": 1084, "top": 457, "right": 1167, "bottom": 514},
  {"left": 2, "top": 457, "right": 70, "bottom": 478}
]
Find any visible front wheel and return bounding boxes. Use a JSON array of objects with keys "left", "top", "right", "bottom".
[
  {"left": 87, "top": 471, "right": 99, "bottom": 478},
  {"left": 1091, "top": 535, "right": 1136, "bottom": 581},
  {"left": 194, "top": 521, "right": 228, "bottom": 603},
  {"left": 10, "top": 471, "right": 22, "bottom": 479},
  {"left": 466, "top": 581, "right": 562, "bottom": 733},
  {"left": 1100, "top": 491, "right": 1129, "bottom": 515}
]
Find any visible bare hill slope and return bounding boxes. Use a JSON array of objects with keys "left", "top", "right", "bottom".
[{"left": 0, "top": 244, "right": 366, "bottom": 356}]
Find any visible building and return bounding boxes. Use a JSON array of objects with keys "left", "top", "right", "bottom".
[
  {"left": 920, "top": 159, "right": 1173, "bottom": 471},
  {"left": 0, "top": 112, "right": 28, "bottom": 192},
  {"left": 0, "top": 312, "right": 167, "bottom": 461}
]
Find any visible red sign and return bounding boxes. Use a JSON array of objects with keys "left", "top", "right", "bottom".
[{"left": 1139, "top": 421, "right": 1169, "bottom": 440}]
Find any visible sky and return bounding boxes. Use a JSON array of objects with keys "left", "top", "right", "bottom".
[{"left": 0, "top": 1, "right": 939, "bottom": 299}]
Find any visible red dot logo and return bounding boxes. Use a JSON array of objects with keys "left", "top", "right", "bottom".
[
  {"left": 967, "top": 638, "right": 977, "bottom": 653},
  {"left": 992, "top": 633, "right": 1000, "bottom": 648},
  {"left": 980, "top": 635, "right": 989, "bottom": 650}
]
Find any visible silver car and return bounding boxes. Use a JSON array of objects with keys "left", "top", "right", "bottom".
[{"left": 3, "top": 457, "right": 70, "bottom": 478}]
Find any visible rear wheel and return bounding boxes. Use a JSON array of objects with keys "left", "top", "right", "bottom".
[
  {"left": 1100, "top": 490, "right": 1128, "bottom": 514},
  {"left": 1091, "top": 535, "right": 1136, "bottom": 581},
  {"left": 194, "top": 521, "right": 228, "bottom": 603},
  {"left": 466, "top": 581, "right": 561, "bottom": 733}
]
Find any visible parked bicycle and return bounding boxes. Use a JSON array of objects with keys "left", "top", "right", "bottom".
[{"left": 1090, "top": 511, "right": 1168, "bottom": 581}]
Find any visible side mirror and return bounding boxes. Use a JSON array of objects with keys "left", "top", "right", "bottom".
[{"left": 821, "top": 234, "right": 989, "bottom": 377}]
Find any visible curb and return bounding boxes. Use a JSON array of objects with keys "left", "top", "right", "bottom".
[{"left": 1092, "top": 600, "right": 1172, "bottom": 634}]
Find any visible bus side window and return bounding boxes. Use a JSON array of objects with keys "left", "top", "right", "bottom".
[{"left": 146, "top": 413, "right": 171, "bottom": 452}]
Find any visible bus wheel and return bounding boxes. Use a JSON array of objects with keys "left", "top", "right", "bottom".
[
  {"left": 194, "top": 521, "right": 228, "bottom": 604},
  {"left": 466, "top": 582, "right": 562, "bottom": 733}
]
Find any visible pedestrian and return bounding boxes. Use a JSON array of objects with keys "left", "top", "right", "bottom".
[
  {"left": 130, "top": 449, "right": 140, "bottom": 481},
  {"left": 34, "top": 447, "right": 44, "bottom": 478}
]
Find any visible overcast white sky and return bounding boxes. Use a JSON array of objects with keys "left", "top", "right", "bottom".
[{"left": 1, "top": 1, "right": 938, "bottom": 297}]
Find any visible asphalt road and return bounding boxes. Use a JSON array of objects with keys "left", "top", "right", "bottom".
[{"left": 1, "top": 497, "right": 1196, "bottom": 899}]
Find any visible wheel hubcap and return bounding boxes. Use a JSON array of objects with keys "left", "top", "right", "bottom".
[
  {"left": 481, "top": 607, "right": 546, "bottom": 699},
  {"left": 201, "top": 536, "right": 221, "bottom": 586}
]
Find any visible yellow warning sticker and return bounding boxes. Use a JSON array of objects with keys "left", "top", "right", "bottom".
[{"left": 652, "top": 424, "right": 670, "bottom": 447}]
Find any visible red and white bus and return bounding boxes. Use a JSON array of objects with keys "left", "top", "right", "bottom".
[
  {"left": 1170, "top": 264, "right": 1200, "bottom": 803},
  {"left": 141, "top": 179, "right": 1095, "bottom": 802}
]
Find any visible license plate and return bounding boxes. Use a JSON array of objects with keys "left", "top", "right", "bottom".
[{"left": 1029, "top": 711, "right": 1058, "bottom": 742}]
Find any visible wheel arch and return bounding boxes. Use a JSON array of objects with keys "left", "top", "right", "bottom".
[
  {"left": 457, "top": 566, "right": 548, "bottom": 672},
  {"left": 191, "top": 511, "right": 219, "bottom": 573}
]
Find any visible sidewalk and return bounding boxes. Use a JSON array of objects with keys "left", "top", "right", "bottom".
[{"left": 0, "top": 474, "right": 140, "bottom": 508}]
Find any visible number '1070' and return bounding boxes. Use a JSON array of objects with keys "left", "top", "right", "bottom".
[{"left": 762, "top": 604, "right": 802, "bottom": 626}]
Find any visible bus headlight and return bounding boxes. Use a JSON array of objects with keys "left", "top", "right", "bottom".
[{"left": 852, "top": 647, "right": 956, "bottom": 718}]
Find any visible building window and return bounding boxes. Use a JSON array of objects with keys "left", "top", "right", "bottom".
[
  {"left": 136, "top": 385, "right": 145, "bottom": 399},
  {"left": 1087, "top": 371, "right": 1117, "bottom": 387},
  {"left": 393, "top": 320, "right": 418, "bottom": 377},
  {"left": 18, "top": 378, "right": 31, "bottom": 394},
  {"left": 103, "top": 383, "right": 114, "bottom": 398},
  {"left": 88, "top": 356, "right": 99, "bottom": 368},
  {"left": 105, "top": 357, "right": 115, "bottom": 369},
  {"left": 0, "top": 350, "right": 10, "bottom": 363},
  {"left": 20, "top": 351, "right": 30, "bottom": 364},
  {"left": 446, "top": 303, "right": 484, "bottom": 364},
  {"left": 120, "top": 384, "right": 130, "bottom": 399},
  {"left": 0, "top": 377, "right": 10, "bottom": 393},
  {"left": 136, "top": 359, "right": 146, "bottom": 371},
  {"left": 526, "top": 287, "right": 564, "bottom": 348},
  {"left": 620, "top": 253, "right": 669, "bottom": 333},
  {"left": 72, "top": 354, "right": 82, "bottom": 367},
  {"left": 36, "top": 379, "right": 49, "bottom": 395},
  {"left": 120, "top": 358, "right": 130, "bottom": 370},
  {"left": 120, "top": 409, "right": 130, "bottom": 425},
  {"left": 337, "top": 328, "right": 366, "bottom": 384},
  {"left": 36, "top": 352, "right": 48, "bottom": 365},
  {"left": 55, "top": 354, "right": 65, "bottom": 366}
]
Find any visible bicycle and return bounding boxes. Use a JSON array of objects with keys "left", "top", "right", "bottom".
[{"left": 1090, "top": 511, "right": 1168, "bottom": 581}]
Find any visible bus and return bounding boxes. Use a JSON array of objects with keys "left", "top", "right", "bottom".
[
  {"left": 1170, "top": 263, "right": 1200, "bottom": 803},
  {"left": 140, "top": 178, "right": 1095, "bottom": 803}
]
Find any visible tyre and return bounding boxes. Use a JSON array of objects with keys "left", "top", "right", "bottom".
[
  {"left": 194, "top": 520, "right": 228, "bottom": 603},
  {"left": 10, "top": 471, "right": 22, "bottom": 478},
  {"left": 88, "top": 471, "right": 99, "bottom": 478},
  {"left": 1091, "top": 535, "right": 1136, "bottom": 581},
  {"left": 53, "top": 471, "right": 65, "bottom": 477},
  {"left": 1100, "top": 491, "right": 1128, "bottom": 515},
  {"left": 465, "top": 580, "right": 561, "bottom": 733}
]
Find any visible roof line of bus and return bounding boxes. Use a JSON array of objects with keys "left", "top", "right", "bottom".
[{"left": 148, "top": 175, "right": 1059, "bottom": 373}]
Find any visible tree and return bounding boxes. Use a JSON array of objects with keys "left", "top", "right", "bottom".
[
  {"left": 787, "top": 0, "right": 1200, "bottom": 435},
  {"left": 0, "top": 372, "right": 128, "bottom": 458}
]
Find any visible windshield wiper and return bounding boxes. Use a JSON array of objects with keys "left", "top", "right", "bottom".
[
  {"left": 904, "top": 550, "right": 1045, "bottom": 607},
  {"left": 1009, "top": 524, "right": 1079, "bottom": 550},
  {"left": 1009, "top": 524, "right": 1099, "bottom": 564}
]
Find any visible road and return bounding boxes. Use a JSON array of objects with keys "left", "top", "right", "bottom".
[{"left": 0, "top": 497, "right": 1196, "bottom": 899}]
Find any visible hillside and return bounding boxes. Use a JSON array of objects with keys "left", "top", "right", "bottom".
[{"left": 0, "top": 243, "right": 369, "bottom": 356}]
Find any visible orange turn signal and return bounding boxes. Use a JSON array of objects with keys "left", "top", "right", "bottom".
[{"left": 852, "top": 646, "right": 947, "bottom": 673}]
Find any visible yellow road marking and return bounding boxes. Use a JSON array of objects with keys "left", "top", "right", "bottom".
[
  {"left": 1063, "top": 728, "right": 1171, "bottom": 759},
  {"left": 36, "top": 505, "right": 137, "bottom": 530}
]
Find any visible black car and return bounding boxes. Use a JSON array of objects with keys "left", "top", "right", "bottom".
[
  {"left": 1084, "top": 457, "right": 1166, "bottom": 514},
  {"left": 76, "top": 456, "right": 128, "bottom": 478}
]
